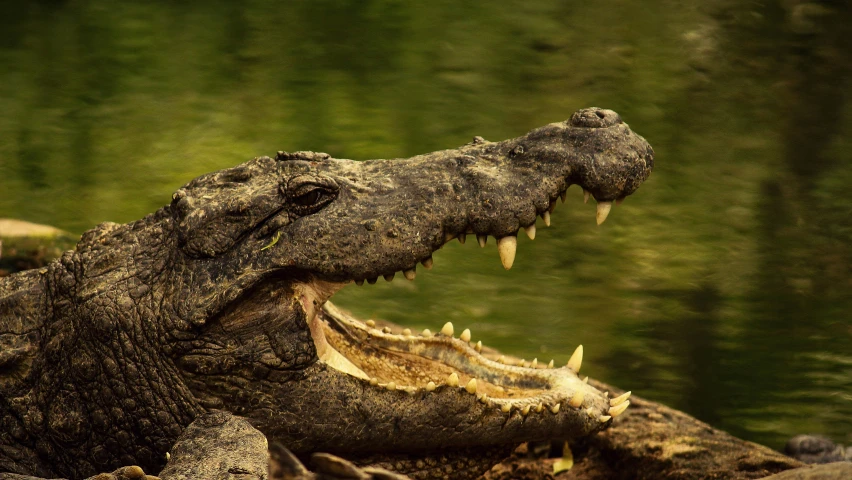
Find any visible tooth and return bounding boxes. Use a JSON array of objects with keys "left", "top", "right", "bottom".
[
  {"left": 567, "top": 345, "right": 583, "bottom": 373},
  {"left": 497, "top": 236, "right": 517, "bottom": 270},
  {"left": 478, "top": 393, "right": 488, "bottom": 404},
  {"left": 460, "top": 328, "right": 471, "bottom": 342},
  {"left": 355, "top": 279, "right": 365, "bottom": 286},
  {"left": 367, "top": 277, "right": 378, "bottom": 284},
  {"left": 543, "top": 211, "right": 551, "bottom": 227},
  {"left": 465, "top": 378, "right": 477, "bottom": 394},
  {"left": 596, "top": 201, "right": 613, "bottom": 225},
  {"left": 616, "top": 197, "right": 624, "bottom": 206},
  {"left": 569, "top": 390, "right": 584, "bottom": 408},
  {"left": 475, "top": 341, "right": 482, "bottom": 352},
  {"left": 366, "top": 320, "right": 376, "bottom": 328},
  {"left": 441, "top": 322, "right": 454, "bottom": 337},
  {"left": 382, "top": 327, "right": 391, "bottom": 334},
  {"left": 444, "top": 232, "right": 455, "bottom": 244},
  {"left": 421, "top": 257, "right": 433, "bottom": 270},
  {"left": 426, "top": 381, "right": 436, "bottom": 392},
  {"left": 560, "top": 191, "right": 567, "bottom": 203},
  {"left": 383, "top": 273, "right": 395, "bottom": 282},
  {"left": 370, "top": 378, "right": 378, "bottom": 386},
  {"left": 583, "top": 189, "right": 591, "bottom": 204},
  {"left": 497, "top": 356, "right": 505, "bottom": 364},
  {"left": 501, "top": 403, "right": 511, "bottom": 413},
  {"left": 548, "top": 359, "right": 555, "bottom": 369},
  {"left": 521, "top": 405, "right": 531, "bottom": 416},
  {"left": 524, "top": 224, "right": 536, "bottom": 240},
  {"left": 518, "top": 358, "right": 526, "bottom": 367},
  {"left": 477, "top": 234, "right": 487, "bottom": 247},
  {"left": 608, "top": 400, "right": 630, "bottom": 417},
  {"left": 550, "top": 403, "right": 561, "bottom": 414},
  {"left": 531, "top": 358, "right": 538, "bottom": 368},
  {"left": 549, "top": 201, "right": 557, "bottom": 214},
  {"left": 386, "top": 382, "right": 397, "bottom": 391},
  {"left": 534, "top": 404, "right": 543, "bottom": 413},
  {"left": 610, "top": 391, "right": 632, "bottom": 407},
  {"left": 447, "top": 372, "right": 459, "bottom": 387},
  {"left": 403, "top": 269, "right": 416, "bottom": 280},
  {"left": 599, "top": 415, "right": 612, "bottom": 423},
  {"left": 422, "top": 328, "right": 433, "bottom": 337},
  {"left": 458, "top": 235, "right": 466, "bottom": 244},
  {"left": 402, "top": 328, "right": 412, "bottom": 336}
]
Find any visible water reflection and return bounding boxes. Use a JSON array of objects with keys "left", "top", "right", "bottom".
[{"left": 0, "top": 0, "right": 849, "bottom": 449}]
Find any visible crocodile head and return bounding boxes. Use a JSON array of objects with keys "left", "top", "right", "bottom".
[{"left": 165, "top": 108, "right": 652, "bottom": 477}]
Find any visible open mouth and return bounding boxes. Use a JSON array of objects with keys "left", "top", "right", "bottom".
[{"left": 293, "top": 195, "right": 631, "bottom": 423}]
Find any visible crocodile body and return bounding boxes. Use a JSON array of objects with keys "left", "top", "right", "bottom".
[{"left": 0, "top": 108, "right": 653, "bottom": 479}]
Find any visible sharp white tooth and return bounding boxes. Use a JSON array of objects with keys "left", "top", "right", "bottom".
[
  {"left": 403, "top": 269, "right": 416, "bottom": 280},
  {"left": 465, "top": 378, "right": 477, "bottom": 394},
  {"left": 583, "top": 376, "right": 589, "bottom": 384},
  {"left": 596, "top": 201, "right": 613, "bottom": 225},
  {"left": 477, "top": 234, "right": 487, "bottom": 248},
  {"left": 444, "top": 232, "right": 455, "bottom": 244},
  {"left": 421, "top": 257, "right": 433, "bottom": 270},
  {"left": 610, "top": 391, "right": 632, "bottom": 407},
  {"left": 501, "top": 403, "right": 511, "bottom": 413},
  {"left": 402, "top": 328, "right": 412, "bottom": 336},
  {"left": 447, "top": 372, "right": 459, "bottom": 387},
  {"left": 524, "top": 224, "right": 536, "bottom": 240},
  {"left": 599, "top": 415, "right": 612, "bottom": 423},
  {"left": 521, "top": 405, "right": 531, "bottom": 416},
  {"left": 441, "top": 322, "right": 454, "bottom": 337},
  {"left": 560, "top": 191, "right": 567, "bottom": 203},
  {"left": 569, "top": 390, "right": 584, "bottom": 408},
  {"left": 608, "top": 400, "right": 630, "bottom": 417},
  {"left": 426, "top": 381, "right": 436, "bottom": 392},
  {"left": 383, "top": 273, "right": 395, "bottom": 282},
  {"left": 497, "top": 236, "right": 517, "bottom": 270},
  {"left": 548, "top": 359, "right": 555, "bottom": 369},
  {"left": 497, "top": 356, "right": 505, "bottom": 364},
  {"left": 518, "top": 358, "right": 526, "bottom": 367},
  {"left": 475, "top": 341, "right": 482, "bottom": 352},
  {"left": 531, "top": 358, "right": 538, "bottom": 368},
  {"left": 460, "top": 328, "right": 471, "bottom": 342},
  {"left": 369, "top": 378, "right": 378, "bottom": 386},
  {"left": 366, "top": 320, "right": 376, "bottom": 328},
  {"left": 567, "top": 345, "right": 583, "bottom": 373},
  {"left": 583, "top": 189, "right": 591, "bottom": 204},
  {"left": 550, "top": 403, "right": 561, "bottom": 414},
  {"left": 458, "top": 235, "right": 466, "bottom": 244},
  {"left": 478, "top": 393, "right": 488, "bottom": 404},
  {"left": 534, "top": 403, "right": 543, "bottom": 413},
  {"left": 543, "top": 211, "right": 551, "bottom": 227},
  {"left": 422, "top": 328, "right": 433, "bottom": 337},
  {"left": 386, "top": 382, "right": 397, "bottom": 391},
  {"left": 382, "top": 327, "right": 391, "bottom": 334}
]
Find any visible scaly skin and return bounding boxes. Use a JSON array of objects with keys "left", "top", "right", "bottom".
[{"left": 0, "top": 108, "right": 653, "bottom": 479}]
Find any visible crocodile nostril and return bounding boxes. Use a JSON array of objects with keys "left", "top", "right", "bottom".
[{"left": 569, "top": 108, "right": 623, "bottom": 128}]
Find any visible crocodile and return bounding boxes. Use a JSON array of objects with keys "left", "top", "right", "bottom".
[{"left": 0, "top": 108, "right": 653, "bottom": 480}]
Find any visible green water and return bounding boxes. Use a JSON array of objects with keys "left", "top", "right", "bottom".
[{"left": 1, "top": 1, "right": 850, "bottom": 451}]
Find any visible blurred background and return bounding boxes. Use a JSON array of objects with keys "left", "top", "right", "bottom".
[{"left": 0, "top": 0, "right": 850, "bottom": 451}]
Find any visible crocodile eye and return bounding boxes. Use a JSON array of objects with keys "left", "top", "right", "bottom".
[
  {"left": 288, "top": 184, "right": 337, "bottom": 216},
  {"left": 293, "top": 189, "right": 323, "bottom": 207}
]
